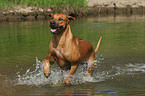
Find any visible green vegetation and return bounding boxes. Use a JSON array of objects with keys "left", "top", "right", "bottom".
[{"left": 0, "top": 0, "right": 87, "bottom": 9}]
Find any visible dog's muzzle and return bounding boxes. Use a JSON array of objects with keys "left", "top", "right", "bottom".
[{"left": 50, "top": 21, "right": 63, "bottom": 34}]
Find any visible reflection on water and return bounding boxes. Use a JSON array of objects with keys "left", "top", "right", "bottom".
[{"left": 0, "top": 15, "right": 145, "bottom": 95}]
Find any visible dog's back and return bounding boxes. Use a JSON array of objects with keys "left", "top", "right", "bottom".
[{"left": 78, "top": 38, "right": 94, "bottom": 61}]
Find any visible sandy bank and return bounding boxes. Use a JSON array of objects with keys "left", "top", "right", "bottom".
[
  {"left": 87, "top": 0, "right": 145, "bottom": 15},
  {"left": 87, "top": 0, "right": 145, "bottom": 7}
]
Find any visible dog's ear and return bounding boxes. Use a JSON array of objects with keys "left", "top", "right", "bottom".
[
  {"left": 67, "top": 16, "right": 75, "bottom": 22},
  {"left": 48, "top": 13, "right": 54, "bottom": 20},
  {"left": 48, "top": 13, "right": 53, "bottom": 17}
]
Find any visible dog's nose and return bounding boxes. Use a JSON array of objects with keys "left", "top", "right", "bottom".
[{"left": 50, "top": 21, "right": 56, "bottom": 25}]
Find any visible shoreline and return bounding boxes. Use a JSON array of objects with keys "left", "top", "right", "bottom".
[
  {"left": 87, "top": 6, "right": 145, "bottom": 16},
  {"left": 87, "top": 0, "right": 145, "bottom": 16},
  {"left": 0, "top": 0, "right": 145, "bottom": 22}
]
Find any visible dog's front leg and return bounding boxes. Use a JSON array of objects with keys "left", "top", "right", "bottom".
[
  {"left": 65, "top": 64, "right": 78, "bottom": 85},
  {"left": 43, "top": 56, "right": 51, "bottom": 78}
]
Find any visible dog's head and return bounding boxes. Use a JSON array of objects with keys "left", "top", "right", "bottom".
[{"left": 49, "top": 13, "right": 75, "bottom": 34}]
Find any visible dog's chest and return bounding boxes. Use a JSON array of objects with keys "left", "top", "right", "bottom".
[
  {"left": 53, "top": 48, "right": 64, "bottom": 59},
  {"left": 52, "top": 48, "right": 71, "bottom": 60}
]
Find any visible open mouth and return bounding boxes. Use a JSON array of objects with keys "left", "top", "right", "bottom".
[{"left": 50, "top": 26, "right": 63, "bottom": 34}]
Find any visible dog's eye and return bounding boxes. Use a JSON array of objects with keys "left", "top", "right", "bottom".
[
  {"left": 58, "top": 18, "right": 63, "bottom": 21},
  {"left": 50, "top": 17, "right": 54, "bottom": 20}
]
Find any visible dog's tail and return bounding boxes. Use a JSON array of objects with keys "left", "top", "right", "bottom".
[{"left": 95, "top": 36, "right": 102, "bottom": 53}]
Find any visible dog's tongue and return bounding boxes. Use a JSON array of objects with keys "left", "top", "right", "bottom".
[{"left": 51, "top": 29, "right": 57, "bottom": 32}]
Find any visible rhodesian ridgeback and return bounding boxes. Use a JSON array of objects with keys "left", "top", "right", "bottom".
[{"left": 43, "top": 13, "right": 102, "bottom": 85}]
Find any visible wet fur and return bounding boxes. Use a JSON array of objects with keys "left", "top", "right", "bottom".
[{"left": 43, "top": 13, "right": 102, "bottom": 85}]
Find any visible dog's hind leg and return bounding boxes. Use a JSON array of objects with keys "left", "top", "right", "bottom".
[
  {"left": 64, "top": 64, "right": 78, "bottom": 85},
  {"left": 87, "top": 52, "right": 95, "bottom": 76}
]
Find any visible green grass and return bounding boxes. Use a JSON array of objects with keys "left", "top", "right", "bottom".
[{"left": 0, "top": 0, "right": 88, "bottom": 9}]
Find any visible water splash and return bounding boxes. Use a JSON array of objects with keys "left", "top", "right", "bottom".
[
  {"left": 16, "top": 57, "right": 101, "bottom": 86},
  {"left": 16, "top": 58, "right": 45, "bottom": 86},
  {"left": 115, "top": 63, "right": 145, "bottom": 74},
  {"left": 16, "top": 57, "right": 145, "bottom": 86}
]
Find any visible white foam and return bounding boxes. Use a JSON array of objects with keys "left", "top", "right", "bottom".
[
  {"left": 15, "top": 57, "right": 103, "bottom": 86},
  {"left": 15, "top": 57, "right": 145, "bottom": 86}
]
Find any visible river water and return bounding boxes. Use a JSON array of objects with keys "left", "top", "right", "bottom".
[{"left": 0, "top": 15, "right": 145, "bottom": 96}]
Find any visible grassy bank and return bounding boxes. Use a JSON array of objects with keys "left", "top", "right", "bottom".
[
  {"left": 0, "top": 0, "right": 144, "bottom": 22},
  {"left": 0, "top": 0, "right": 87, "bottom": 9},
  {"left": 0, "top": 0, "right": 88, "bottom": 22}
]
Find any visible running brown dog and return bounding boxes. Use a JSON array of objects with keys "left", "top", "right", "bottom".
[{"left": 43, "top": 13, "right": 102, "bottom": 85}]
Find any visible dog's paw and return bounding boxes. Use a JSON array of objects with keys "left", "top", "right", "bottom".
[
  {"left": 44, "top": 73, "right": 51, "bottom": 78},
  {"left": 64, "top": 78, "right": 70, "bottom": 85}
]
